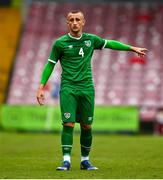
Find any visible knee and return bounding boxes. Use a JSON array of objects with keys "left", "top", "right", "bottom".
[
  {"left": 80, "top": 123, "right": 92, "bottom": 130},
  {"left": 63, "top": 122, "right": 75, "bottom": 127}
]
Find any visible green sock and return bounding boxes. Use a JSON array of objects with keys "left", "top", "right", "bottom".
[
  {"left": 80, "top": 128, "right": 92, "bottom": 157},
  {"left": 61, "top": 125, "right": 74, "bottom": 157}
]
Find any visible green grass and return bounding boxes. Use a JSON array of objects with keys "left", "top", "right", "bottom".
[{"left": 0, "top": 132, "right": 163, "bottom": 179}]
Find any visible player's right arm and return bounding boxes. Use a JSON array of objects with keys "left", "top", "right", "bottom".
[
  {"left": 37, "top": 62, "right": 55, "bottom": 105},
  {"left": 36, "top": 40, "right": 61, "bottom": 105}
]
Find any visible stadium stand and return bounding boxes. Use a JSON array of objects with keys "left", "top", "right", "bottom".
[
  {"left": 0, "top": 8, "right": 21, "bottom": 103},
  {"left": 7, "top": 2, "right": 163, "bottom": 109}
]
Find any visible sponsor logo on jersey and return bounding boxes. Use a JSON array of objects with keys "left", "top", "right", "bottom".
[
  {"left": 64, "top": 112, "right": 71, "bottom": 119},
  {"left": 84, "top": 40, "right": 91, "bottom": 47},
  {"left": 68, "top": 45, "right": 73, "bottom": 48}
]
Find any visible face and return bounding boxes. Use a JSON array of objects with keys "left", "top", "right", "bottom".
[{"left": 67, "top": 12, "right": 85, "bottom": 34}]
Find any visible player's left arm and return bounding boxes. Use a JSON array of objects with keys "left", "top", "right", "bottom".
[
  {"left": 104, "top": 40, "right": 148, "bottom": 57},
  {"left": 36, "top": 39, "right": 61, "bottom": 105}
]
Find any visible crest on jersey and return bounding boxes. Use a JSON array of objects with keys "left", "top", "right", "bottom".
[
  {"left": 64, "top": 112, "right": 71, "bottom": 119},
  {"left": 85, "top": 40, "right": 91, "bottom": 47}
]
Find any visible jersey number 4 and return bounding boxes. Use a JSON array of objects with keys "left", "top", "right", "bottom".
[{"left": 79, "top": 48, "right": 84, "bottom": 57}]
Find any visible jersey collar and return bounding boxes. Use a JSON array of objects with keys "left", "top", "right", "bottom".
[{"left": 68, "top": 33, "right": 82, "bottom": 40}]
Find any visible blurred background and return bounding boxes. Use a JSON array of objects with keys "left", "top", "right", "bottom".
[{"left": 0, "top": 0, "right": 163, "bottom": 135}]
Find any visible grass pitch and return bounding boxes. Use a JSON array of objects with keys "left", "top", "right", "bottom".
[{"left": 0, "top": 131, "right": 163, "bottom": 179}]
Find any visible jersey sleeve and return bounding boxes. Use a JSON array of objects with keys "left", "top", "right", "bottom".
[
  {"left": 48, "top": 40, "right": 62, "bottom": 64},
  {"left": 92, "top": 34, "right": 106, "bottom": 50}
]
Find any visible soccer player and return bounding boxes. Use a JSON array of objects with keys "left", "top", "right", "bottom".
[{"left": 36, "top": 10, "right": 147, "bottom": 170}]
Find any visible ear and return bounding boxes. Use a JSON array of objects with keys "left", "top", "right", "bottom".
[
  {"left": 82, "top": 18, "right": 86, "bottom": 26},
  {"left": 67, "top": 19, "right": 69, "bottom": 25}
]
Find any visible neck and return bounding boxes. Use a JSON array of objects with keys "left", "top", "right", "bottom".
[{"left": 69, "top": 31, "right": 82, "bottom": 38}]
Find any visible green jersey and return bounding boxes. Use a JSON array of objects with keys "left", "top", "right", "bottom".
[{"left": 48, "top": 33, "right": 106, "bottom": 89}]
